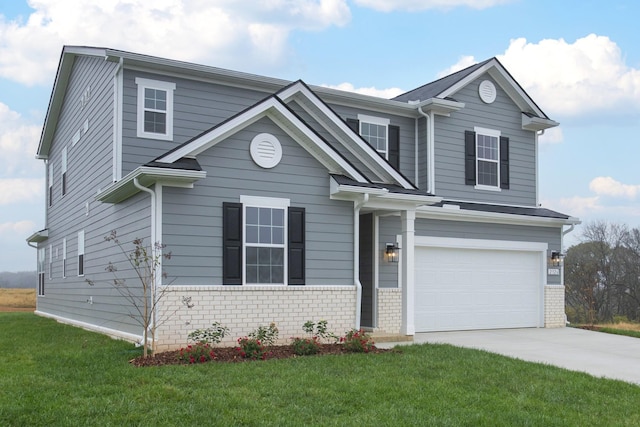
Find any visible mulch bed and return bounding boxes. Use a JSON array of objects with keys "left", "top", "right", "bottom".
[{"left": 131, "top": 343, "right": 393, "bottom": 367}]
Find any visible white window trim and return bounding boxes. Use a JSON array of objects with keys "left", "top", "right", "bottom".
[
  {"left": 474, "top": 126, "right": 501, "bottom": 191},
  {"left": 77, "top": 230, "right": 85, "bottom": 277},
  {"left": 48, "top": 162, "right": 53, "bottom": 206},
  {"left": 61, "top": 146, "right": 68, "bottom": 197},
  {"left": 240, "top": 196, "right": 290, "bottom": 286},
  {"left": 358, "top": 114, "right": 390, "bottom": 159},
  {"left": 48, "top": 244, "right": 53, "bottom": 280},
  {"left": 62, "top": 238, "right": 67, "bottom": 279},
  {"left": 135, "top": 77, "right": 176, "bottom": 141}
]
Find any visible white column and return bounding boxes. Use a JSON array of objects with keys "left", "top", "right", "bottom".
[{"left": 401, "top": 209, "right": 416, "bottom": 335}]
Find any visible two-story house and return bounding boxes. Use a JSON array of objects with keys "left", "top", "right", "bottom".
[{"left": 27, "top": 46, "right": 579, "bottom": 349}]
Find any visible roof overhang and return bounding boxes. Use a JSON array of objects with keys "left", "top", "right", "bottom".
[
  {"left": 26, "top": 229, "right": 49, "bottom": 245},
  {"left": 522, "top": 114, "right": 560, "bottom": 132},
  {"left": 417, "top": 204, "right": 581, "bottom": 227},
  {"left": 414, "top": 98, "right": 465, "bottom": 116},
  {"left": 96, "top": 166, "right": 207, "bottom": 204},
  {"left": 329, "top": 176, "right": 442, "bottom": 209}
]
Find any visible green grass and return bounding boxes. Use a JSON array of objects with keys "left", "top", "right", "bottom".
[
  {"left": 597, "top": 327, "right": 640, "bottom": 339},
  {"left": 2, "top": 313, "right": 640, "bottom": 426}
]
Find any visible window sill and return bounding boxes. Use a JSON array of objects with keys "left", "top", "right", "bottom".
[{"left": 474, "top": 184, "right": 502, "bottom": 192}]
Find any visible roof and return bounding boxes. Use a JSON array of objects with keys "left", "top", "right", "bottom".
[{"left": 436, "top": 201, "right": 574, "bottom": 220}]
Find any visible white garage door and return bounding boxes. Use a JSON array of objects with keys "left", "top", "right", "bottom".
[{"left": 414, "top": 245, "right": 542, "bottom": 332}]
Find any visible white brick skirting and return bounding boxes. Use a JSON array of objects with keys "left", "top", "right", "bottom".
[
  {"left": 376, "top": 287, "right": 402, "bottom": 334},
  {"left": 155, "top": 285, "right": 357, "bottom": 350},
  {"left": 544, "top": 285, "right": 566, "bottom": 328}
]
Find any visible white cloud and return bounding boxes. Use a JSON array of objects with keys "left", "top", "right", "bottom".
[
  {"left": 548, "top": 195, "right": 602, "bottom": 218},
  {"left": 0, "top": 0, "right": 352, "bottom": 86},
  {"left": 0, "top": 102, "right": 42, "bottom": 178},
  {"left": 498, "top": 34, "right": 640, "bottom": 117},
  {"left": 0, "top": 220, "right": 36, "bottom": 236},
  {"left": 436, "top": 55, "right": 477, "bottom": 78},
  {"left": 589, "top": 176, "right": 640, "bottom": 200},
  {"left": 0, "top": 179, "right": 43, "bottom": 205},
  {"left": 354, "top": 0, "right": 512, "bottom": 12},
  {"left": 321, "top": 82, "right": 405, "bottom": 99}
]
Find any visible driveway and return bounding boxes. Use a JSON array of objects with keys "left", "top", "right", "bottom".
[{"left": 378, "top": 327, "right": 640, "bottom": 385}]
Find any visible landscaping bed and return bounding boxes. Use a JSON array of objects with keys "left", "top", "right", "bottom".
[{"left": 131, "top": 343, "right": 391, "bottom": 366}]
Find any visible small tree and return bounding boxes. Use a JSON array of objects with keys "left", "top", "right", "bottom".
[{"left": 87, "top": 230, "right": 180, "bottom": 358}]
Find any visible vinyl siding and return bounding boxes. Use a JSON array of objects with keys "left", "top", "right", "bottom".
[
  {"left": 433, "top": 75, "right": 537, "bottom": 205},
  {"left": 121, "top": 70, "right": 271, "bottom": 175},
  {"left": 162, "top": 117, "right": 354, "bottom": 286}
]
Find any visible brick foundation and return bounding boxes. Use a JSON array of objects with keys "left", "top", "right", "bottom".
[
  {"left": 376, "top": 287, "right": 402, "bottom": 334},
  {"left": 544, "top": 285, "right": 566, "bottom": 328}
]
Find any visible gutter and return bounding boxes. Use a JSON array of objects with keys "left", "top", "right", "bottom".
[
  {"left": 353, "top": 193, "right": 369, "bottom": 330},
  {"left": 417, "top": 106, "right": 435, "bottom": 194}
]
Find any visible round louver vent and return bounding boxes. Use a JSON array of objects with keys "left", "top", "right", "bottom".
[
  {"left": 250, "top": 133, "right": 282, "bottom": 169},
  {"left": 478, "top": 80, "right": 497, "bottom": 104}
]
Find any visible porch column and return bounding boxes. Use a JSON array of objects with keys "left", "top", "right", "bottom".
[{"left": 401, "top": 209, "right": 415, "bottom": 335}]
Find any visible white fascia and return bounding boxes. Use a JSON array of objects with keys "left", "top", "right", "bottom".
[{"left": 417, "top": 204, "right": 581, "bottom": 227}]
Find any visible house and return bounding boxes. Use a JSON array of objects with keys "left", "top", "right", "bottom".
[{"left": 27, "top": 46, "right": 579, "bottom": 349}]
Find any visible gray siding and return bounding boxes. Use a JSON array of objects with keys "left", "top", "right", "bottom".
[
  {"left": 121, "top": 70, "right": 271, "bottom": 175},
  {"left": 37, "top": 56, "right": 154, "bottom": 336},
  {"left": 327, "top": 103, "right": 417, "bottom": 186},
  {"left": 162, "top": 117, "right": 355, "bottom": 286},
  {"left": 433, "top": 75, "right": 537, "bottom": 206},
  {"left": 378, "top": 215, "right": 563, "bottom": 287}
]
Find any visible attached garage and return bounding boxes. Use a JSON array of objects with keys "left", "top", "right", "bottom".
[{"left": 413, "top": 237, "right": 547, "bottom": 332}]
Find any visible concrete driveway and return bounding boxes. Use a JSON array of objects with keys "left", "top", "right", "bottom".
[{"left": 378, "top": 327, "right": 640, "bottom": 385}]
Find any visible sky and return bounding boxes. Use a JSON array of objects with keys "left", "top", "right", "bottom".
[{"left": 1, "top": 0, "right": 639, "bottom": 272}]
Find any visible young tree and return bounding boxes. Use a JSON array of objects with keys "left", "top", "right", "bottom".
[{"left": 87, "top": 231, "right": 180, "bottom": 358}]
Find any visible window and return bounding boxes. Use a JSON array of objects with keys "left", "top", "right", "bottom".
[
  {"left": 77, "top": 230, "right": 84, "bottom": 276},
  {"left": 48, "top": 244, "right": 53, "bottom": 280},
  {"left": 135, "top": 78, "right": 176, "bottom": 140},
  {"left": 61, "top": 146, "right": 67, "bottom": 196},
  {"left": 223, "top": 197, "right": 305, "bottom": 286},
  {"left": 62, "top": 238, "right": 67, "bottom": 278},
  {"left": 346, "top": 116, "right": 400, "bottom": 169},
  {"left": 37, "top": 248, "right": 45, "bottom": 296},
  {"left": 48, "top": 162, "right": 53, "bottom": 206},
  {"left": 465, "top": 128, "right": 510, "bottom": 190}
]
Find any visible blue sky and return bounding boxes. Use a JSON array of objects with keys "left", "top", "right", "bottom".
[{"left": 1, "top": 0, "right": 639, "bottom": 272}]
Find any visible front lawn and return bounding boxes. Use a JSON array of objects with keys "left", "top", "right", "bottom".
[{"left": 2, "top": 313, "right": 639, "bottom": 426}]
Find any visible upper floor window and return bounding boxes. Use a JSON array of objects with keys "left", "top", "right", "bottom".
[
  {"left": 465, "top": 127, "right": 510, "bottom": 191},
  {"left": 135, "top": 78, "right": 176, "bottom": 141},
  {"left": 48, "top": 162, "right": 53, "bottom": 206},
  {"left": 61, "top": 146, "right": 68, "bottom": 196},
  {"left": 358, "top": 114, "right": 389, "bottom": 159}
]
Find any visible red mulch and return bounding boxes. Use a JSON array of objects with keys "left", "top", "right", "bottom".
[{"left": 130, "top": 343, "right": 393, "bottom": 367}]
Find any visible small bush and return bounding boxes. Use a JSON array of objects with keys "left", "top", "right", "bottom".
[
  {"left": 340, "top": 329, "right": 375, "bottom": 353},
  {"left": 291, "top": 337, "right": 321, "bottom": 356},
  {"left": 179, "top": 343, "right": 216, "bottom": 364},
  {"left": 302, "top": 320, "right": 338, "bottom": 343},
  {"left": 236, "top": 337, "right": 268, "bottom": 360},
  {"left": 188, "top": 322, "right": 229, "bottom": 345},
  {"left": 248, "top": 322, "right": 279, "bottom": 347}
]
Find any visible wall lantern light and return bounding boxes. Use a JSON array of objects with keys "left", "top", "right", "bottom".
[
  {"left": 386, "top": 243, "right": 400, "bottom": 263},
  {"left": 549, "top": 251, "right": 564, "bottom": 267}
]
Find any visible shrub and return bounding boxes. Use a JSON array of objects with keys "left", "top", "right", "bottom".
[
  {"left": 291, "top": 336, "right": 321, "bottom": 356},
  {"left": 302, "top": 320, "right": 338, "bottom": 343},
  {"left": 340, "top": 329, "right": 375, "bottom": 353},
  {"left": 179, "top": 343, "right": 216, "bottom": 364},
  {"left": 188, "top": 322, "right": 229, "bottom": 345},
  {"left": 235, "top": 337, "right": 268, "bottom": 360},
  {"left": 248, "top": 322, "right": 279, "bottom": 347}
]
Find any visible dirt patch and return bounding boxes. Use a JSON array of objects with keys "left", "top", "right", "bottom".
[
  {"left": 0, "top": 306, "right": 35, "bottom": 312},
  {"left": 131, "top": 343, "right": 393, "bottom": 367}
]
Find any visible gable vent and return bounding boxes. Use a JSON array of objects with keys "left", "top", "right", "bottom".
[
  {"left": 478, "top": 80, "right": 497, "bottom": 104},
  {"left": 250, "top": 133, "right": 282, "bottom": 169}
]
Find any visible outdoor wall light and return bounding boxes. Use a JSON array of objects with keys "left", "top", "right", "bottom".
[
  {"left": 386, "top": 243, "right": 400, "bottom": 263},
  {"left": 549, "top": 251, "right": 564, "bottom": 267}
]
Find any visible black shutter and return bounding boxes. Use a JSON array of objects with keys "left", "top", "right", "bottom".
[
  {"left": 500, "top": 136, "right": 510, "bottom": 189},
  {"left": 464, "top": 130, "right": 476, "bottom": 185},
  {"left": 346, "top": 118, "right": 359, "bottom": 133},
  {"left": 288, "top": 207, "right": 305, "bottom": 285},
  {"left": 222, "top": 202, "right": 243, "bottom": 285},
  {"left": 388, "top": 125, "right": 400, "bottom": 169}
]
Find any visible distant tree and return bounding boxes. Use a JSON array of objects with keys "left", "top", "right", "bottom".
[{"left": 565, "top": 221, "right": 640, "bottom": 324}]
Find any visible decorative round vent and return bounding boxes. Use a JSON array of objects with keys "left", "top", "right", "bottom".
[
  {"left": 478, "top": 80, "right": 497, "bottom": 104},
  {"left": 250, "top": 133, "right": 282, "bottom": 169}
]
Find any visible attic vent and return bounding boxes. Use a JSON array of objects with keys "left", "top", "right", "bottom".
[
  {"left": 250, "top": 133, "right": 282, "bottom": 169},
  {"left": 478, "top": 80, "right": 497, "bottom": 104}
]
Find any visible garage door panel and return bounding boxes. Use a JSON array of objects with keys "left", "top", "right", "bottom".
[{"left": 415, "top": 246, "right": 542, "bottom": 332}]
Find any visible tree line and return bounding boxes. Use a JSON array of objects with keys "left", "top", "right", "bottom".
[
  {"left": 565, "top": 221, "right": 640, "bottom": 325},
  {"left": 0, "top": 271, "right": 37, "bottom": 288}
]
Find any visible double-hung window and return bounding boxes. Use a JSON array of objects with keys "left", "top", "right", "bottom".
[
  {"left": 62, "top": 238, "right": 67, "bottom": 278},
  {"left": 61, "top": 146, "right": 67, "bottom": 196},
  {"left": 48, "top": 162, "right": 53, "bottom": 206},
  {"left": 37, "top": 248, "right": 45, "bottom": 296},
  {"left": 358, "top": 114, "right": 389, "bottom": 159},
  {"left": 465, "top": 127, "right": 509, "bottom": 190},
  {"left": 135, "top": 78, "right": 176, "bottom": 140},
  {"left": 223, "top": 196, "right": 305, "bottom": 286},
  {"left": 77, "top": 230, "right": 85, "bottom": 277}
]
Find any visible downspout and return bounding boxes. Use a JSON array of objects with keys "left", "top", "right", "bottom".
[
  {"left": 417, "top": 106, "right": 434, "bottom": 194},
  {"left": 353, "top": 193, "right": 369, "bottom": 330},
  {"left": 133, "top": 178, "right": 158, "bottom": 349},
  {"left": 112, "top": 57, "right": 124, "bottom": 182}
]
